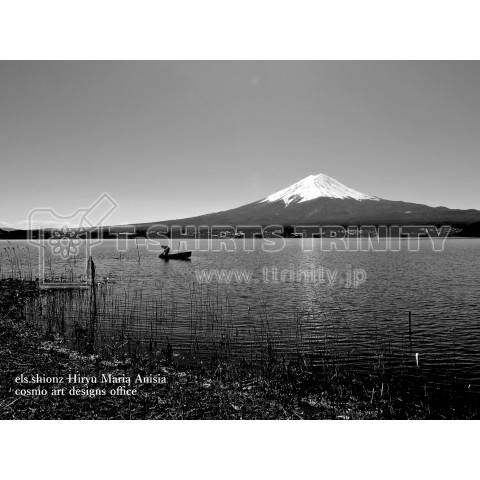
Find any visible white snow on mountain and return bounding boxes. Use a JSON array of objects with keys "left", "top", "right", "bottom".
[{"left": 261, "top": 174, "right": 380, "bottom": 205}]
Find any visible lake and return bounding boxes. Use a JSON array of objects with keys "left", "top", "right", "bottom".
[{"left": 2, "top": 238, "right": 479, "bottom": 391}]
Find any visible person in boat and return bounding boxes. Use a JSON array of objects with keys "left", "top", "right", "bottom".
[{"left": 160, "top": 245, "right": 170, "bottom": 257}]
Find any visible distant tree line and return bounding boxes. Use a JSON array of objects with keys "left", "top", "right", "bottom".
[{"left": 2, "top": 222, "right": 480, "bottom": 240}]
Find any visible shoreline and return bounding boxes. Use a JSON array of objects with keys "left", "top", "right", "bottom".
[{"left": 1, "top": 279, "right": 478, "bottom": 420}]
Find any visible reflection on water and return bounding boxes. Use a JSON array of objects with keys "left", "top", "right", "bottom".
[{"left": 2, "top": 238, "right": 480, "bottom": 389}]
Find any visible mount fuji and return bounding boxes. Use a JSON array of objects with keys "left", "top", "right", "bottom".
[
  {"left": 4, "top": 174, "right": 480, "bottom": 239},
  {"left": 133, "top": 173, "right": 480, "bottom": 229},
  {"left": 261, "top": 174, "right": 380, "bottom": 204}
]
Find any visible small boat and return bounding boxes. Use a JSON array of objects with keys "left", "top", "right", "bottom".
[{"left": 159, "top": 251, "right": 192, "bottom": 260}]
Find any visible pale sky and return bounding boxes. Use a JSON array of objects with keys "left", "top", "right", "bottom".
[{"left": 1, "top": 61, "right": 479, "bottom": 228}]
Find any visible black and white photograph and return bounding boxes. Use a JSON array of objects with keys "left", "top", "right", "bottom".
[{"left": 0, "top": 2, "right": 478, "bottom": 478}]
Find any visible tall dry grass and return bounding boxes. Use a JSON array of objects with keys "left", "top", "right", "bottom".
[{"left": 1, "top": 243, "right": 476, "bottom": 418}]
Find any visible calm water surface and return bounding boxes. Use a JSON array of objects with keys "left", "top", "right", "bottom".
[{"left": 2, "top": 238, "right": 480, "bottom": 389}]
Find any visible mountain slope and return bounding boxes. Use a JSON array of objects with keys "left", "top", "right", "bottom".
[{"left": 132, "top": 173, "right": 480, "bottom": 229}]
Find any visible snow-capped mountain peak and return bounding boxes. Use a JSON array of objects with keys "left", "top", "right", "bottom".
[{"left": 261, "top": 174, "right": 380, "bottom": 205}]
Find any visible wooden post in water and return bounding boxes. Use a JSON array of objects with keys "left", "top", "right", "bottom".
[
  {"left": 135, "top": 238, "right": 141, "bottom": 264},
  {"left": 88, "top": 256, "right": 97, "bottom": 354},
  {"left": 408, "top": 311, "right": 413, "bottom": 352}
]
